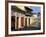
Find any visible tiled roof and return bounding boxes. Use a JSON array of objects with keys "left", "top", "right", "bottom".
[{"left": 11, "top": 6, "right": 33, "bottom": 16}]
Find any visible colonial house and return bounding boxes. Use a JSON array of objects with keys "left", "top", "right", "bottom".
[{"left": 11, "top": 6, "right": 40, "bottom": 30}]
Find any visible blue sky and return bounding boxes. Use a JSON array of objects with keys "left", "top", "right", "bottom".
[{"left": 31, "top": 6, "right": 41, "bottom": 13}]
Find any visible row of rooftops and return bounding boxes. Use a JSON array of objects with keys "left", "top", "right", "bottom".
[{"left": 11, "top": 6, "right": 40, "bottom": 17}]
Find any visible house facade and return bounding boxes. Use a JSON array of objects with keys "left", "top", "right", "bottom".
[{"left": 11, "top": 6, "right": 40, "bottom": 30}]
